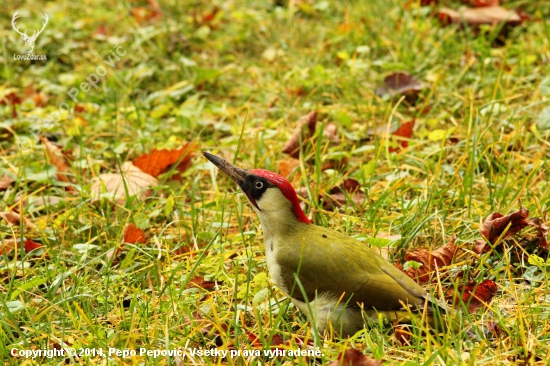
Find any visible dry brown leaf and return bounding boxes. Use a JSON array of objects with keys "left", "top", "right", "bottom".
[
  {"left": 403, "top": 234, "right": 458, "bottom": 284},
  {"left": 439, "top": 6, "right": 521, "bottom": 26},
  {"left": 526, "top": 218, "right": 549, "bottom": 250},
  {"left": 0, "top": 91, "right": 21, "bottom": 118},
  {"left": 448, "top": 279, "right": 498, "bottom": 313},
  {"left": 393, "top": 321, "right": 412, "bottom": 345},
  {"left": 328, "top": 349, "right": 383, "bottom": 366},
  {"left": 0, "top": 175, "right": 15, "bottom": 191},
  {"left": 186, "top": 277, "right": 220, "bottom": 290},
  {"left": 480, "top": 204, "right": 529, "bottom": 244},
  {"left": 40, "top": 137, "right": 73, "bottom": 187},
  {"left": 281, "top": 111, "right": 318, "bottom": 158},
  {"left": 376, "top": 72, "right": 425, "bottom": 99},
  {"left": 0, "top": 211, "right": 35, "bottom": 228},
  {"left": 0, "top": 239, "right": 17, "bottom": 255},
  {"left": 324, "top": 178, "right": 366, "bottom": 210},
  {"left": 323, "top": 123, "right": 340, "bottom": 143},
  {"left": 389, "top": 120, "right": 415, "bottom": 152},
  {"left": 91, "top": 162, "right": 158, "bottom": 204},
  {"left": 133, "top": 143, "right": 196, "bottom": 180}
]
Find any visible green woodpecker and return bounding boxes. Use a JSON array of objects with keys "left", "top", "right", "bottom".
[{"left": 204, "top": 152, "right": 442, "bottom": 337}]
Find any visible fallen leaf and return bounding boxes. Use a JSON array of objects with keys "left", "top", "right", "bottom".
[
  {"left": 479, "top": 204, "right": 529, "bottom": 244},
  {"left": 40, "top": 137, "right": 73, "bottom": 188},
  {"left": 110, "top": 223, "right": 147, "bottom": 260},
  {"left": 24, "top": 85, "right": 49, "bottom": 107},
  {"left": 130, "top": 0, "right": 163, "bottom": 24},
  {"left": 279, "top": 159, "right": 301, "bottom": 185},
  {"left": 133, "top": 143, "right": 196, "bottom": 180},
  {"left": 324, "top": 123, "right": 340, "bottom": 143},
  {"left": 403, "top": 234, "right": 458, "bottom": 284},
  {"left": 186, "top": 277, "right": 220, "bottom": 290},
  {"left": 526, "top": 218, "right": 549, "bottom": 250},
  {"left": 328, "top": 349, "right": 383, "bottom": 366},
  {"left": 0, "top": 91, "right": 21, "bottom": 118},
  {"left": 469, "top": 0, "right": 499, "bottom": 6},
  {"left": 474, "top": 239, "right": 489, "bottom": 254},
  {"left": 449, "top": 279, "right": 497, "bottom": 313},
  {"left": 24, "top": 239, "right": 44, "bottom": 253},
  {"left": 324, "top": 178, "right": 367, "bottom": 210},
  {"left": 393, "top": 321, "right": 412, "bottom": 345},
  {"left": 27, "top": 196, "right": 63, "bottom": 210},
  {"left": 0, "top": 175, "right": 15, "bottom": 191},
  {"left": 0, "top": 239, "right": 17, "bottom": 255},
  {"left": 0, "top": 239, "right": 45, "bottom": 257},
  {"left": 281, "top": 111, "right": 318, "bottom": 158},
  {"left": 0, "top": 211, "right": 35, "bottom": 228},
  {"left": 124, "top": 223, "right": 146, "bottom": 244},
  {"left": 438, "top": 6, "right": 521, "bottom": 26},
  {"left": 389, "top": 120, "right": 415, "bottom": 152},
  {"left": 91, "top": 162, "right": 159, "bottom": 204},
  {"left": 376, "top": 72, "right": 425, "bottom": 100}
]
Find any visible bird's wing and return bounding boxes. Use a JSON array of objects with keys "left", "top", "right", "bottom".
[{"left": 276, "top": 225, "right": 429, "bottom": 311}]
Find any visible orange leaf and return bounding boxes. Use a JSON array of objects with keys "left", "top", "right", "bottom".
[
  {"left": 389, "top": 120, "right": 415, "bottom": 152},
  {"left": 124, "top": 223, "right": 146, "bottom": 244},
  {"left": 133, "top": 143, "right": 196, "bottom": 179}
]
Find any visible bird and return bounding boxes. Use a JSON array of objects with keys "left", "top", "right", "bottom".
[{"left": 203, "top": 152, "right": 446, "bottom": 337}]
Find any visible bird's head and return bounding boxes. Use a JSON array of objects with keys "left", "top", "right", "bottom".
[{"left": 203, "top": 152, "right": 311, "bottom": 224}]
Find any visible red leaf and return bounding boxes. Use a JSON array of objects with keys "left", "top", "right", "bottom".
[
  {"left": 450, "top": 279, "right": 498, "bottom": 313},
  {"left": 24, "top": 239, "right": 44, "bottom": 252}
]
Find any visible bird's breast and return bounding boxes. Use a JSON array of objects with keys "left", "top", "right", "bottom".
[{"left": 263, "top": 237, "right": 289, "bottom": 294}]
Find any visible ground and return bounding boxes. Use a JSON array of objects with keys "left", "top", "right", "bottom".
[{"left": 1, "top": 0, "right": 550, "bottom": 365}]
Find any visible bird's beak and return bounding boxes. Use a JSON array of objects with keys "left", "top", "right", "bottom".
[{"left": 203, "top": 152, "right": 248, "bottom": 187}]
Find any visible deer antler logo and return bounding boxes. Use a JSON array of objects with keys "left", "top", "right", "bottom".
[{"left": 12, "top": 11, "right": 49, "bottom": 54}]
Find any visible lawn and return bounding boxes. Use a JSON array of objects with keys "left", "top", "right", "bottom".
[{"left": 1, "top": 0, "right": 550, "bottom": 365}]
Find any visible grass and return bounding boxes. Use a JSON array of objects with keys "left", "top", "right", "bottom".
[{"left": 1, "top": 0, "right": 550, "bottom": 364}]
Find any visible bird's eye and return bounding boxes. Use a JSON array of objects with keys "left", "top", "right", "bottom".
[{"left": 254, "top": 181, "right": 264, "bottom": 189}]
